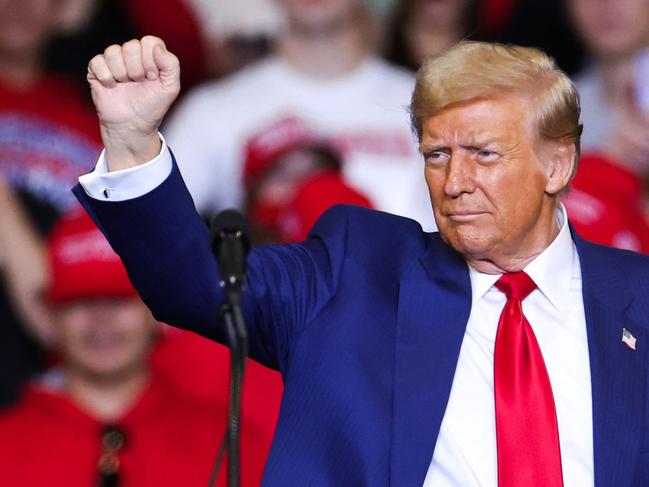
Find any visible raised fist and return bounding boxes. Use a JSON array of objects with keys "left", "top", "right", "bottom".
[{"left": 87, "top": 36, "right": 181, "bottom": 170}]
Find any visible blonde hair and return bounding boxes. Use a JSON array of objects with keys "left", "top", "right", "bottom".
[{"left": 410, "top": 41, "right": 583, "bottom": 177}]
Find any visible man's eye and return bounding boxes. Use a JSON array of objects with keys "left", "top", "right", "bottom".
[
  {"left": 476, "top": 150, "right": 499, "bottom": 161},
  {"left": 425, "top": 152, "right": 449, "bottom": 164}
]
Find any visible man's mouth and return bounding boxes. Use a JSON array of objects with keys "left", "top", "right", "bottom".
[{"left": 445, "top": 211, "right": 487, "bottom": 221}]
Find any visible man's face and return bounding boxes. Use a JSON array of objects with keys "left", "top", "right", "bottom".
[
  {"left": 568, "top": 0, "right": 649, "bottom": 59},
  {"left": 414, "top": 0, "right": 471, "bottom": 28},
  {"left": 422, "top": 96, "right": 562, "bottom": 272},
  {"left": 256, "top": 147, "right": 324, "bottom": 206},
  {"left": 0, "top": 0, "right": 56, "bottom": 60},
  {"left": 54, "top": 298, "right": 157, "bottom": 382}
]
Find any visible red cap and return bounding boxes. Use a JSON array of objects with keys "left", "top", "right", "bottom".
[
  {"left": 277, "top": 171, "right": 374, "bottom": 242},
  {"left": 243, "top": 116, "right": 322, "bottom": 188},
  {"left": 46, "top": 210, "right": 137, "bottom": 304}
]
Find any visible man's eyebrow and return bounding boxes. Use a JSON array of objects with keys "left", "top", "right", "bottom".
[
  {"left": 419, "top": 143, "right": 449, "bottom": 154},
  {"left": 461, "top": 138, "right": 499, "bottom": 147},
  {"left": 419, "top": 138, "right": 499, "bottom": 153}
]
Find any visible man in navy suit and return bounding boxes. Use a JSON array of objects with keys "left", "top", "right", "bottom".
[{"left": 75, "top": 37, "right": 648, "bottom": 486}]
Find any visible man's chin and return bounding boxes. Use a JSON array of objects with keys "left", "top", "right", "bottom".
[{"left": 442, "top": 232, "right": 493, "bottom": 262}]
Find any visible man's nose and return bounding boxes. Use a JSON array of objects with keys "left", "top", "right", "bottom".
[{"left": 443, "top": 153, "right": 475, "bottom": 197}]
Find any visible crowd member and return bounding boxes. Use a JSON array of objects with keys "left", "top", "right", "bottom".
[
  {"left": 560, "top": 0, "right": 649, "bottom": 252},
  {"left": 242, "top": 116, "right": 372, "bottom": 243},
  {"left": 562, "top": 153, "right": 649, "bottom": 253},
  {"left": 0, "top": 211, "right": 276, "bottom": 487},
  {"left": 567, "top": 0, "right": 649, "bottom": 158},
  {"left": 151, "top": 323, "right": 284, "bottom": 422},
  {"left": 79, "top": 37, "right": 649, "bottom": 485},
  {"left": 0, "top": 0, "right": 102, "bottom": 406},
  {"left": 164, "top": 0, "right": 435, "bottom": 230},
  {"left": 383, "top": 0, "right": 480, "bottom": 71},
  {"left": 0, "top": 0, "right": 102, "bottom": 229},
  {"left": 181, "top": 0, "right": 282, "bottom": 77}
]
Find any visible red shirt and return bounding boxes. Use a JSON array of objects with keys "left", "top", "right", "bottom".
[
  {"left": 0, "top": 75, "right": 101, "bottom": 215},
  {"left": 563, "top": 153, "right": 649, "bottom": 253},
  {"left": 151, "top": 327, "right": 283, "bottom": 453},
  {"left": 0, "top": 370, "right": 274, "bottom": 486}
]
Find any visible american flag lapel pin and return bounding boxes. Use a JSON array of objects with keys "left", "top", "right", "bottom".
[{"left": 621, "top": 328, "right": 637, "bottom": 351}]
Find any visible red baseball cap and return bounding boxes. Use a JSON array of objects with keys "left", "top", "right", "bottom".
[
  {"left": 45, "top": 210, "right": 137, "bottom": 304},
  {"left": 243, "top": 116, "right": 324, "bottom": 188}
]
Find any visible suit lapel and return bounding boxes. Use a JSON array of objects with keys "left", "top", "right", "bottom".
[
  {"left": 390, "top": 234, "right": 472, "bottom": 486},
  {"left": 575, "top": 235, "right": 647, "bottom": 487}
]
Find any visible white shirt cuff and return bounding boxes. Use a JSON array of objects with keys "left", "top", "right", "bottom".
[{"left": 78, "top": 133, "right": 172, "bottom": 201}]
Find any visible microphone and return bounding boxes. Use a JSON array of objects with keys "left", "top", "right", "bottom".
[
  {"left": 209, "top": 209, "right": 251, "bottom": 487},
  {"left": 211, "top": 209, "right": 251, "bottom": 297}
]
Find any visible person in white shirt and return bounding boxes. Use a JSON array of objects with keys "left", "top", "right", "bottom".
[
  {"left": 568, "top": 0, "right": 649, "bottom": 167},
  {"left": 164, "top": 0, "right": 435, "bottom": 230},
  {"left": 77, "top": 37, "right": 649, "bottom": 486}
]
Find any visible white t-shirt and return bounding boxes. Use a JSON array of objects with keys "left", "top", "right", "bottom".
[{"left": 164, "top": 56, "right": 436, "bottom": 230}]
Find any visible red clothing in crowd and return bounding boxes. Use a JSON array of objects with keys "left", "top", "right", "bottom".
[
  {"left": 563, "top": 153, "right": 649, "bottom": 253},
  {"left": 275, "top": 171, "right": 373, "bottom": 242},
  {"left": 151, "top": 327, "right": 283, "bottom": 449},
  {"left": 0, "top": 74, "right": 101, "bottom": 218},
  {"left": 0, "top": 369, "right": 273, "bottom": 487},
  {"left": 0, "top": 74, "right": 102, "bottom": 407}
]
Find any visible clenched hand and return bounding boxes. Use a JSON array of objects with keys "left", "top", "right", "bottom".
[{"left": 87, "top": 36, "right": 181, "bottom": 171}]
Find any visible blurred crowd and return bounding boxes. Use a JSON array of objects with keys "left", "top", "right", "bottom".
[{"left": 0, "top": 0, "right": 648, "bottom": 485}]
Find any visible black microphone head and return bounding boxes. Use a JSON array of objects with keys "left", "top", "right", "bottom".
[
  {"left": 212, "top": 209, "right": 250, "bottom": 238},
  {"left": 211, "top": 209, "right": 251, "bottom": 251},
  {"left": 211, "top": 209, "right": 251, "bottom": 293}
]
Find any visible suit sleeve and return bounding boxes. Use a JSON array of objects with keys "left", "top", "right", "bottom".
[{"left": 73, "top": 155, "right": 347, "bottom": 373}]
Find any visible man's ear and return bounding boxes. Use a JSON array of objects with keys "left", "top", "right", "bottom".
[{"left": 544, "top": 142, "right": 576, "bottom": 195}]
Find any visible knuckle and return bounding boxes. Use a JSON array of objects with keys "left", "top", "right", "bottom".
[
  {"left": 122, "top": 39, "right": 141, "bottom": 53},
  {"left": 141, "top": 35, "right": 162, "bottom": 48},
  {"left": 104, "top": 44, "right": 122, "bottom": 58},
  {"left": 88, "top": 54, "right": 104, "bottom": 68}
]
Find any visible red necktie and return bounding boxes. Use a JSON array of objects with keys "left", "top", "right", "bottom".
[{"left": 494, "top": 272, "right": 563, "bottom": 487}]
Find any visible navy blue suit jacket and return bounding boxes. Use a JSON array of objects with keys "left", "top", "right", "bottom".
[{"left": 74, "top": 160, "right": 649, "bottom": 486}]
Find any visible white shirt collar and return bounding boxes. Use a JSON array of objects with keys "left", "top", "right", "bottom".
[{"left": 468, "top": 204, "right": 574, "bottom": 312}]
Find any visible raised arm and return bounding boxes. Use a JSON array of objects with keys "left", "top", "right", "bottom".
[{"left": 76, "top": 37, "right": 345, "bottom": 372}]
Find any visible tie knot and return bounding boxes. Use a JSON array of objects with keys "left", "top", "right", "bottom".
[{"left": 495, "top": 271, "right": 536, "bottom": 301}]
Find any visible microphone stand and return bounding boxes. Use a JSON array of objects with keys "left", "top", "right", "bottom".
[
  {"left": 221, "top": 289, "right": 248, "bottom": 487},
  {"left": 208, "top": 287, "right": 249, "bottom": 487},
  {"left": 208, "top": 211, "right": 250, "bottom": 487}
]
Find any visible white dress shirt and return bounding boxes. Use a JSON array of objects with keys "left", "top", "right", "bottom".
[
  {"left": 79, "top": 146, "right": 594, "bottom": 486},
  {"left": 78, "top": 135, "right": 173, "bottom": 201},
  {"left": 424, "top": 206, "right": 594, "bottom": 486}
]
